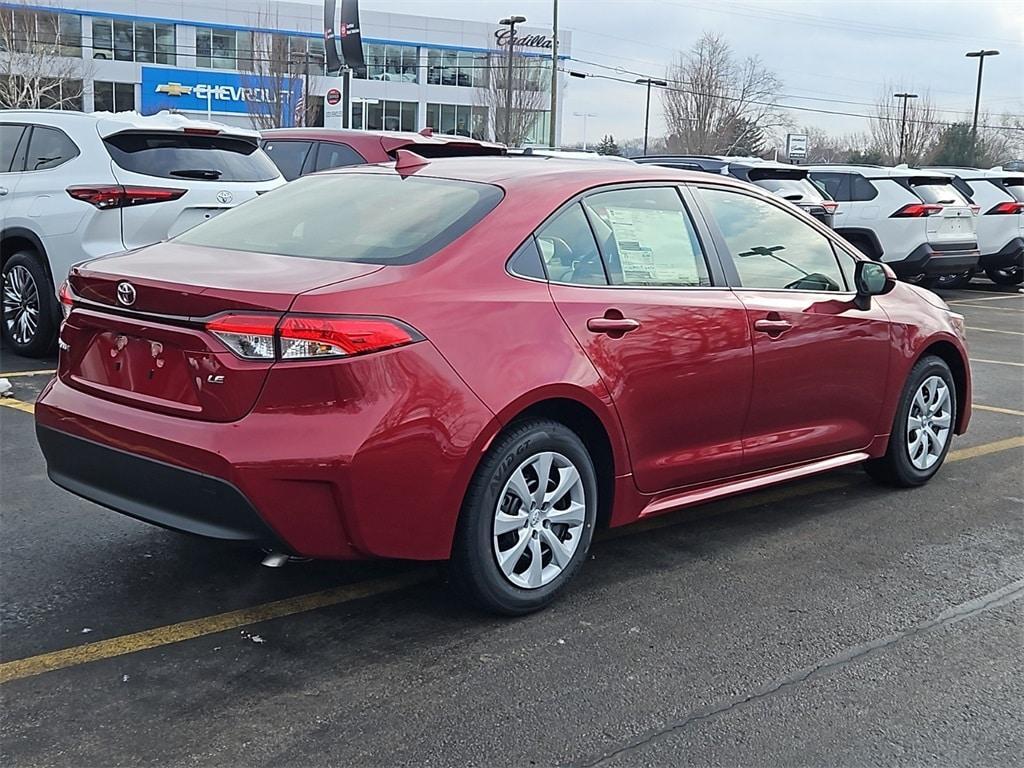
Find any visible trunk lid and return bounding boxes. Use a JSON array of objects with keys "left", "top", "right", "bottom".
[
  {"left": 908, "top": 176, "right": 976, "bottom": 245},
  {"left": 62, "top": 243, "right": 383, "bottom": 422}
]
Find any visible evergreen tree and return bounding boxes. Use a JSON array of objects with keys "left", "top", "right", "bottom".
[{"left": 595, "top": 134, "right": 621, "bottom": 156}]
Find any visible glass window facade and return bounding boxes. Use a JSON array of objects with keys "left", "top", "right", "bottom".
[
  {"left": 94, "top": 81, "right": 136, "bottom": 113},
  {"left": 425, "top": 48, "right": 488, "bottom": 87},
  {"left": 92, "top": 18, "right": 174, "bottom": 64},
  {"left": 196, "top": 27, "right": 252, "bottom": 69},
  {"left": 356, "top": 43, "right": 418, "bottom": 83},
  {"left": 426, "top": 103, "right": 488, "bottom": 140},
  {"left": 353, "top": 100, "right": 418, "bottom": 132},
  {"left": 0, "top": 9, "right": 81, "bottom": 57}
]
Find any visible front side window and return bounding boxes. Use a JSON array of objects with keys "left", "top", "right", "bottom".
[
  {"left": 261, "top": 139, "right": 313, "bottom": 181},
  {"left": 583, "top": 187, "right": 710, "bottom": 288},
  {"left": 701, "top": 187, "right": 846, "bottom": 292},
  {"left": 25, "top": 125, "right": 79, "bottom": 171},
  {"left": 0, "top": 124, "right": 26, "bottom": 172},
  {"left": 176, "top": 174, "right": 504, "bottom": 266}
]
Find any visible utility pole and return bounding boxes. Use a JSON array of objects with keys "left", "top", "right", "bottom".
[
  {"left": 966, "top": 49, "right": 999, "bottom": 162},
  {"left": 573, "top": 111, "right": 596, "bottom": 149},
  {"left": 499, "top": 15, "right": 527, "bottom": 146},
  {"left": 635, "top": 78, "right": 666, "bottom": 155},
  {"left": 894, "top": 92, "right": 918, "bottom": 164},
  {"left": 547, "top": 0, "right": 558, "bottom": 148}
]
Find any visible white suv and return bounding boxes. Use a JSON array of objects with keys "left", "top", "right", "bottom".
[
  {"left": 807, "top": 165, "right": 979, "bottom": 286},
  {"left": 923, "top": 167, "right": 1023, "bottom": 287},
  {"left": 1, "top": 111, "right": 284, "bottom": 356}
]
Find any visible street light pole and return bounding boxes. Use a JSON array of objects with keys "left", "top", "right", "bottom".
[
  {"left": 499, "top": 15, "right": 527, "bottom": 146},
  {"left": 635, "top": 78, "right": 667, "bottom": 155},
  {"left": 894, "top": 92, "right": 918, "bottom": 164},
  {"left": 548, "top": 0, "right": 558, "bottom": 148},
  {"left": 573, "top": 111, "right": 596, "bottom": 149},
  {"left": 966, "top": 49, "right": 999, "bottom": 137}
]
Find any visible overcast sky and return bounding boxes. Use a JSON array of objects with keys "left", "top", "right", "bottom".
[{"left": 360, "top": 0, "right": 1023, "bottom": 147}]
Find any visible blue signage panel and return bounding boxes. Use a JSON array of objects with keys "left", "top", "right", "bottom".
[{"left": 140, "top": 67, "right": 303, "bottom": 127}]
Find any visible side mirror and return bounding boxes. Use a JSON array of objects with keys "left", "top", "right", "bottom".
[{"left": 853, "top": 260, "right": 896, "bottom": 309}]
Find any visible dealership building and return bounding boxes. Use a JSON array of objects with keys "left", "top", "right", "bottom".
[{"left": 2, "top": 0, "right": 573, "bottom": 144}]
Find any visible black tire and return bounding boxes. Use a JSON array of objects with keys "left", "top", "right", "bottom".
[
  {"left": 864, "top": 355, "right": 956, "bottom": 487},
  {"left": 1, "top": 250, "right": 58, "bottom": 357},
  {"left": 984, "top": 267, "right": 1023, "bottom": 286},
  {"left": 933, "top": 270, "right": 974, "bottom": 290},
  {"left": 450, "top": 418, "right": 598, "bottom": 615},
  {"left": 916, "top": 276, "right": 941, "bottom": 290}
]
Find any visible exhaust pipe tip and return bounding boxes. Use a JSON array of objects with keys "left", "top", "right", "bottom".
[{"left": 260, "top": 552, "right": 290, "bottom": 568}]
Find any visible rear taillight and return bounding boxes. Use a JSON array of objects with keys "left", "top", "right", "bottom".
[
  {"left": 67, "top": 185, "right": 187, "bottom": 210},
  {"left": 891, "top": 203, "right": 943, "bottom": 217},
  {"left": 58, "top": 281, "right": 74, "bottom": 320},
  {"left": 985, "top": 201, "right": 1024, "bottom": 215},
  {"left": 969, "top": 205, "right": 981, "bottom": 215},
  {"left": 820, "top": 201, "right": 839, "bottom": 214},
  {"left": 206, "top": 314, "right": 421, "bottom": 361}
]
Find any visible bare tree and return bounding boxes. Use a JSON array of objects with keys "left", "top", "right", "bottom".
[
  {"left": 800, "top": 126, "right": 879, "bottom": 164},
  {"left": 241, "top": 7, "right": 322, "bottom": 130},
  {"left": 661, "top": 32, "right": 788, "bottom": 155},
  {"left": 0, "top": 2, "right": 91, "bottom": 109},
  {"left": 475, "top": 50, "right": 548, "bottom": 145},
  {"left": 867, "top": 84, "right": 940, "bottom": 165}
]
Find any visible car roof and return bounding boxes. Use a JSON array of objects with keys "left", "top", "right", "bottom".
[
  {"left": 635, "top": 155, "right": 807, "bottom": 172},
  {"left": 323, "top": 154, "right": 750, "bottom": 195},
  {"left": 262, "top": 127, "right": 503, "bottom": 151},
  {"left": 804, "top": 164, "right": 954, "bottom": 179},
  {"left": 921, "top": 166, "right": 1023, "bottom": 181},
  {"left": 3, "top": 109, "right": 259, "bottom": 139}
]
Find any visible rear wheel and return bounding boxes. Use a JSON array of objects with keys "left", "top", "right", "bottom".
[
  {"left": 450, "top": 418, "right": 598, "bottom": 615},
  {"left": 985, "top": 266, "right": 1023, "bottom": 286},
  {"left": 1, "top": 251, "right": 57, "bottom": 357},
  {"left": 864, "top": 355, "right": 956, "bottom": 487}
]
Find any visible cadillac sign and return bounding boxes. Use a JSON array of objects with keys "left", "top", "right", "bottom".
[{"left": 494, "top": 29, "right": 554, "bottom": 49}]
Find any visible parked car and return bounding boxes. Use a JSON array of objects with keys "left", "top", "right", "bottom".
[
  {"left": 510, "top": 147, "right": 636, "bottom": 163},
  {"left": 920, "top": 167, "right": 1023, "bottom": 287},
  {"left": 805, "top": 165, "right": 979, "bottom": 286},
  {"left": 633, "top": 155, "right": 838, "bottom": 227},
  {"left": 1, "top": 110, "right": 284, "bottom": 356},
  {"left": 39, "top": 157, "right": 971, "bottom": 615},
  {"left": 260, "top": 127, "right": 504, "bottom": 180}
]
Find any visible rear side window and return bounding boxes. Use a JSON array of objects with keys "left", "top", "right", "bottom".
[
  {"left": 850, "top": 175, "right": 878, "bottom": 201},
  {"left": 536, "top": 203, "right": 605, "bottom": 285},
  {"left": 751, "top": 176, "right": 830, "bottom": 203},
  {"left": 810, "top": 172, "right": 850, "bottom": 202},
  {"left": 995, "top": 178, "right": 1024, "bottom": 203},
  {"left": 25, "top": 126, "right": 79, "bottom": 171},
  {"left": 261, "top": 140, "right": 312, "bottom": 181},
  {"left": 1, "top": 124, "right": 26, "bottom": 172},
  {"left": 583, "top": 187, "right": 710, "bottom": 287},
  {"left": 175, "top": 173, "right": 504, "bottom": 265},
  {"left": 314, "top": 142, "right": 366, "bottom": 172},
  {"left": 104, "top": 132, "right": 280, "bottom": 182},
  {"left": 701, "top": 187, "right": 846, "bottom": 292}
]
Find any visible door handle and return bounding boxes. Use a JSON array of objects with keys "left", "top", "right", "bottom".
[
  {"left": 0, "top": 187, "right": 8, "bottom": 196},
  {"left": 587, "top": 317, "right": 640, "bottom": 335},
  {"left": 753, "top": 319, "right": 793, "bottom": 336}
]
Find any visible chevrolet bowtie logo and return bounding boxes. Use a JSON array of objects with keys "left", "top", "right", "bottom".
[{"left": 155, "top": 82, "right": 193, "bottom": 97}]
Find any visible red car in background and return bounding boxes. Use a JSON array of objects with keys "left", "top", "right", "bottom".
[
  {"left": 36, "top": 156, "right": 971, "bottom": 615},
  {"left": 260, "top": 127, "right": 504, "bottom": 179}
]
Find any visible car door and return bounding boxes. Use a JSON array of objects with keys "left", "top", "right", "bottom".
[
  {"left": 695, "top": 184, "right": 892, "bottom": 474},
  {"left": 0, "top": 123, "right": 29, "bottom": 223},
  {"left": 544, "top": 184, "right": 753, "bottom": 493},
  {"left": 312, "top": 142, "right": 367, "bottom": 172}
]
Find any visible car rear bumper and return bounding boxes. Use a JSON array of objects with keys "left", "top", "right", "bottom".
[
  {"left": 896, "top": 243, "right": 981, "bottom": 277},
  {"left": 37, "top": 424, "right": 287, "bottom": 547},
  {"left": 978, "top": 237, "right": 1024, "bottom": 270}
]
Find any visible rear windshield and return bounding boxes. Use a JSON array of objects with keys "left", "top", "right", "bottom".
[
  {"left": 175, "top": 173, "right": 504, "bottom": 265},
  {"left": 749, "top": 176, "right": 830, "bottom": 202},
  {"left": 908, "top": 179, "right": 971, "bottom": 206},
  {"left": 104, "top": 132, "right": 280, "bottom": 182},
  {"left": 996, "top": 177, "right": 1024, "bottom": 202}
]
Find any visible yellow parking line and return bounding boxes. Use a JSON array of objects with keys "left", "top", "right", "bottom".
[
  {"left": 973, "top": 404, "right": 1024, "bottom": 417},
  {"left": 0, "top": 399, "right": 34, "bottom": 414},
  {"left": 0, "top": 571, "right": 430, "bottom": 685},
  {"left": 966, "top": 326, "right": 1024, "bottom": 336},
  {"left": 0, "top": 369, "right": 56, "bottom": 378},
  {"left": 1, "top": 434, "right": 1022, "bottom": 686},
  {"left": 970, "top": 358, "right": 1024, "bottom": 368}
]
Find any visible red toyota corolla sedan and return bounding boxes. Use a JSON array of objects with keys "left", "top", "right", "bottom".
[{"left": 36, "top": 155, "right": 971, "bottom": 614}]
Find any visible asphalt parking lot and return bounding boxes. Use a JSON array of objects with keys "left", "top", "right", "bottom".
[{"left": 1, "top": 282, "right": 1022, "bottom": 768}]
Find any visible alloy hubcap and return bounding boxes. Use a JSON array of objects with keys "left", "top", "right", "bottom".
[
  {"left": 906, "top": 375, "right": 952, "bottom": 470},
  {"left": 2, "top": 265, "right": 40, "bottom": 346},
  {"left": 492, "top": 451, "right": 586, "bottom": 589}
]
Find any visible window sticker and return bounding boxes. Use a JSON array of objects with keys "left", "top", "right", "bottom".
[{"left": 604, "top": 207, "right": 700, "bottom": 285}]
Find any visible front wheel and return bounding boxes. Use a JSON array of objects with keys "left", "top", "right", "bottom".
[
  {"left": 864, "top": 355, "right": 956, "bottom": 487},
  {"left": 2, "top": 251, "right": 57, "bottom": 357},
  {"left": 985, "top": 266, "right": 1023, "bottom": 286},
  {"left": 450, "top": 419, "right": 598, "bottom": 615}
]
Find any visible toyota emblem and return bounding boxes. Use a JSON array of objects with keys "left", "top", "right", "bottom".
[
  {"left": 116, "top": 282, "right": 136, "bottom": 306},
  {"left": 216, "top": 190, "right": 233, "bottom": 204}
]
